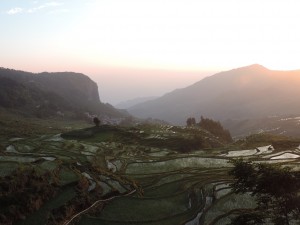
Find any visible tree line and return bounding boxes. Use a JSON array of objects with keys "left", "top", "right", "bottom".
[{"left": 186, "top": 116, "right": 233, "bottom": 143}]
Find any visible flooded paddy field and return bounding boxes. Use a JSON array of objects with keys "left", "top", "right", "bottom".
[{"left": 1, "top": 124, "right": 300, "bottom": 225}]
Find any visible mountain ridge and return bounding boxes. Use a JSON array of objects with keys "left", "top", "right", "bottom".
[
  {"left": 128, "top": 64, "right": 300, "bottom": 125},
  {"left": 0, "top": 67, "right": 124, "bottom": 118}
]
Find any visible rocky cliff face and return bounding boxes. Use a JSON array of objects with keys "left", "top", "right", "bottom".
[
  {"left": 0, "top": 67, "right": 123, "bottom": 117},
  {"left": 32, "top": 72, "right": 101, "bottom": 110}
]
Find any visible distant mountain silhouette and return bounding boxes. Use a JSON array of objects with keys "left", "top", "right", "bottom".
[
  {"left": 129, "top": 64, "right": 300, "bottom": 125},
  {"left": 115, "top": 96, "right": 157, "bottom": 109},
  {"left": 0, "top": 68, "right": 124, "bottom": 118}
]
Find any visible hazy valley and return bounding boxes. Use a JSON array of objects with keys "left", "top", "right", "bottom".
[
  {"left": 1, "top": 65, "right": 300, "bottom": 225},
  {"left": 126, "top": 65, "right": 300, "bottom": 137}
]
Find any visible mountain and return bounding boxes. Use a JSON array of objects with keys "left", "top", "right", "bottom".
[
  {"left": 115, "top": 96, "right": 157, "bottom": 109},
  {"left": 0, "top": 67, "right": 124, "bottom": 118},
  {"left": 128, "top": 64, "right": 300, "bottom": 126}
]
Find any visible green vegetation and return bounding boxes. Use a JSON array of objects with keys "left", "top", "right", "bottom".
[
  {"left": 229, "top": 159, "right": 300, "bottom": 225},
  {"left": 1, "top": 116, "right": 300, "bottom": 225},
  {"left": 61, "top": 124, "right": 225, "bottom": 152},
  {"left": 0, "top": 108, "right": 91, "bottom": 139},
  {"left": 234, "top": 133, "right": 300, "bottom": 150},
  {"left": 186, "top": 117, "right": 196, "bottom": 127},
  {"left": 0, "top": 166, "right": 60, "bottom": 225},
  {"left": 186, "top": 116, "right": 233, "bottom": 144},
  {"left": 198, "top": 116, "right": 233, "bottom": 144},
  {"left": 93, "top": 117, "right": 101, "bottom": 127},
  {"left": 0, "top": 68, "right": 125, "bottom": 120}
]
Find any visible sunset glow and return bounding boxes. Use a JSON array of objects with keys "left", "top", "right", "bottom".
[{"left": 1, "top": 0, "right": 300, "bottom": 103}]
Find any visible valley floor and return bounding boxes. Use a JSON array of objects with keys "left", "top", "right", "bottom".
[{"left": 1, "top": 120, "right": 300, "bottom": 225}]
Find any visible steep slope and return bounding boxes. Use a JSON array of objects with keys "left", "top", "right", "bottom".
[
  {"left": 0, "top": 67, "right": 123, "bottom": 117},
  {"left": 129, "top": 64, "right": 300, "bottom": 125}
]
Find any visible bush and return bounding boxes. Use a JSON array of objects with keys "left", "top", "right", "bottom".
[{"left": 229, "top": 159, "right": 300, "bottom": 225}]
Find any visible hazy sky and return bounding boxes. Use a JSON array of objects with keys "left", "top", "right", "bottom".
[{"left": 1, "top": 0, "right": 300, "bottom": 104}]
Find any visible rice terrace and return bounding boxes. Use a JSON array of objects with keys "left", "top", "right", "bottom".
[{"left": 1, "top": 119, "right": 300, "bottom": 225}]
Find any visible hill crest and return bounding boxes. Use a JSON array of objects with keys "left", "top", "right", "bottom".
[{"left": 128, "top": 64, "right": 300, "bottom": 125}]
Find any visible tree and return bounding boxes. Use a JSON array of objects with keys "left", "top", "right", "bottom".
[
  {"left": 186, "top": 117, "right": 196, "bottom": 127},
  {"left": 0, "top": 166, "right": 59, "bottom": 225},
  {"left": 198, "top": 116, "right": 233, "bottom": 143},
  {"left": 93, "top": 117, "right": 100, "bottom": 127},
  {"left": 228, "top": 159, "right": 300, "bottom": 225}
]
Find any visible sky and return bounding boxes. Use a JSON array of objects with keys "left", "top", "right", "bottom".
[{"left": 1, "top": 0, "right": 300, "bottom": 104}]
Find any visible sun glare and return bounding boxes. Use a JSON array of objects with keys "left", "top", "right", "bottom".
[
  {"left": 68, "top": 0, "right": 300, "bottom": 71},
  {"left": 1, "top": 0, "right": 300, "bottom": 103}
]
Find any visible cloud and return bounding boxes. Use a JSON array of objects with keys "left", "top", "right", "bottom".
[
  {"left": 27, "top": 1, "right": 63, "bottom": 13},
  {"left": 48, "top": 8, "right": 69, "bottom": 14},
  {"left": 7, "top": 7, "right": 23, "bottom": 15},
  {"left": 5, "top": 1, "right": 63, "bottom": 15}
]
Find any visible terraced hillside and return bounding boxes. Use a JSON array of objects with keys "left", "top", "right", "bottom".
[{"left": 1, "top": 124, "right": 300, "bottom": 225}]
